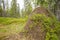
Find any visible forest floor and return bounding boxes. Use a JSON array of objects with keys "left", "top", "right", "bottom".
[{"left": 0, "top": 17, "right": 27, "bottom": 40}]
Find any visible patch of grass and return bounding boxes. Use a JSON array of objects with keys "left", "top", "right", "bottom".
[
  {"left": 0, "top": 17, "right": 27, "bottom": 38},
  {"left": 0, "top": 17, "right": 27, "bottom": 25}
]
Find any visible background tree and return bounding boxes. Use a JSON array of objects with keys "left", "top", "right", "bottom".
[
  {"left": 6, "top": 0, "right": 9, "bottom": 17},
  {"left": 10, "top": 0, "right": 20, "bottom": 18},
  {"left": 1, "top": 0, "right": 6, "bottom": 17},
  {"left": 24, "top": 0, "right": 32, "bottom": 17},
  {"left": 54, "top": 0, "right": 60, "bottom": 21},
  {"left": 0, "top": 0, "right": 2, "bottom": 16},
  {"left": 17, "top": 3, "right": 20, "bottom": 17}
]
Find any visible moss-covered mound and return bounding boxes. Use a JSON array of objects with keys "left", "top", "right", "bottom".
[{"left": 20, "top": 7, "right": 60, "bottom": 40}]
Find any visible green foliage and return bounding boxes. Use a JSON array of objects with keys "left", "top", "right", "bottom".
[
  {"left": 0, "top": 6, "right": 3, "bottom": 13},
  {"left": 10, "top": 0, "right": 20, "bottom": 18},
  {"left": 24, "top": 0, "right": 32, "bottom": 16},
  {"left": 46, "top": 32, "right": 59, "bottom": 40},
  {"left": 32, "top": 0, "right": 57, "bottom": 11},
  {"left": 0, "top": 17, "right": 27, "bottom": 25},
  {"left": 29, "top": 13, "right": 60, "bottom": 40}
]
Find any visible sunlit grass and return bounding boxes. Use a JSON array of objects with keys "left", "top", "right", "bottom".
[
  {"left": 0, "top": 17, "right": 27, "bottom": 25},
  {"left": 0, "top": 17, "right": 27, "bottom": 39}
]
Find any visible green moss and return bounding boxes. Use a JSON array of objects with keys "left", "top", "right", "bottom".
[{"left": 28, "top": 13, "right": 60, "bottom": 40}]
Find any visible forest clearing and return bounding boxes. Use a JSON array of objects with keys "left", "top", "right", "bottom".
[{"left": 0, "top": 0, "right": 60, "bottom": 40}]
